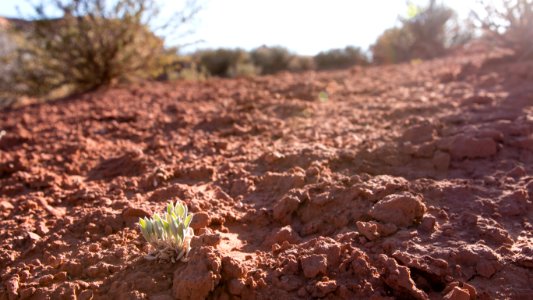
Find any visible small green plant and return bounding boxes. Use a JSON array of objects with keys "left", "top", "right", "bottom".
[{"left": 139, "top": 201, "right": 194, "bottom": 263}]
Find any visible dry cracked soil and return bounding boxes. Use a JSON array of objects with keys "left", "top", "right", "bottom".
[{"left": 0, "top": 50, "right": 532, "bottom": 300}]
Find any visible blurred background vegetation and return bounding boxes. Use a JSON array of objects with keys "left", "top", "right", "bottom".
[{"left": 0, "top": 0, "right": 532, "bottom": 107}]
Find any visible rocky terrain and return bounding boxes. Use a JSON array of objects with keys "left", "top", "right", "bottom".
[{"left": 0, "top": 49, "right": 532, "bottom": 299}]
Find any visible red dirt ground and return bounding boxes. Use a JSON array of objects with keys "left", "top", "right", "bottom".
[{"left": 1, "top": 50, "right": 532, "bottom": 300}]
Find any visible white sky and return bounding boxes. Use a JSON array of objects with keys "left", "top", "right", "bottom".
[{"left": 0, "top": 0, "right": 479, "bottom": 55}]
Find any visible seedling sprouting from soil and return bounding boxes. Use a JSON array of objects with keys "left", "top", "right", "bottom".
[{"left": 139, "top": 201, "right": 194, "bottom": 263}]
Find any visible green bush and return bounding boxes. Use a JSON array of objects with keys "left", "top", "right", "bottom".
[
  {"left": 7, "top": 0, "right": 200, "bottom": 97},
  {"left": 372, "top": 0, "right": 470, "bottom": 64},
  {"left": 475, "top": 0, "right": 533, "bottom": 59},
  {"left": 314, "top": 46, "right": 369, "bottom": 70}
]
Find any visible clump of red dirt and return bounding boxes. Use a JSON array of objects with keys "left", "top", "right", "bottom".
[{"left": 1, "top": 50, "right": 532, "bottom": 300}]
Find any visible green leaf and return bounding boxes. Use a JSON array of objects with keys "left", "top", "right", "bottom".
[
  {"left": 170, "top": 218, "right": 178, "bottom": 236},
  {"left": 167, "top": 202, "right": 174, "bottom": 216},
  {"left": 184, "top": 214, "right": 193, "bottom": 228},
  {"left": 145, "top": 218, "right": 153, "bottom": 235},
  {"left": 175, "top": 202, "right": 184, "bottom": 218},
  {"left": 153, "top": 213, "right": 162, "bottom": 223},
  {"left": 177, "top": 223, "right": 184, "bottom": 241}
]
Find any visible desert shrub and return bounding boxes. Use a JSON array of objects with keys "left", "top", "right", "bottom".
[
  {"left": 287, "top": 55, "right": 315, "bottom": 72},
  {"left": 475, "top": 0, "right": 533, "bottom": 59},
  {"left": 227, "top": 62, "right": 260, "bottom": 78},
  {"left": 8, "top": 0, "right": 200, "bottom": 97},
  {"left": 314, "top": 46, "right": 369, "bottom": 70},
  {"left": 250, "top": 46, "right": 293, "bottom": 74},
  {"left": 372, "top": 0, "right": 470, "bottom": 64},
  {"left": 195, "top": 48, "right": 257, "bottom": 77},
  {"left": 155, "top": 52, "right": 208, "bottom": 81},
  {"left": 0, "top": 21, "right": 27, "bottom": 106},
  {"left": 403, "top": 0, "right": 456, "bottom": 59},
  {"left": 372, "top": 27, "right": 416, "bottom": 64}
]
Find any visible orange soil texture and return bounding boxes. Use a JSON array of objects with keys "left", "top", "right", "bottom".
[{"left": 1, "top": 52, "right": 532, "bottom": 300}]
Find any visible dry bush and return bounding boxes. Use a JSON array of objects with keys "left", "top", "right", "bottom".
[
  {"left": 314, "top": 46, "right": 369, "bottom": 70},
  {"left": 195, "top": 49, "right": 258, "bottom": 77},
  {"left": 0, "top": 21, "right": 28, "bottom": 106},
  {"left": 403, "top": 0, "right": 456, "bottom": 60},
  {"left": 250, "top": 46, "right": 293, "bottom": 75},
  {"left": 250, "top": 46, "right": 315, "bottom": 74},
  {"left": 371, "top": 27, "right": 415, "bottom": 64},
  {"left": 194, "top": 47, "right": 313, "bottom": 77},
  {"left": 287, "top": 55, "right": 315, "bottom": 72},
  {"left": 154, "top": 50, "right": 208, "bottom": 81},
  {"left": 372, "top": 0, "right": 471, "bottom": 64},
  {"left": 475, "top": 0, "right": 533, "bottom": 59},
  {"left": 7, "top": 0, "right": 200, "bottom": 97}
]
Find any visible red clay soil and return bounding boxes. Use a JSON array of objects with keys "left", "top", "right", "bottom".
[{"left": 1, "top": 51, "right": 532, "bottom": 300}]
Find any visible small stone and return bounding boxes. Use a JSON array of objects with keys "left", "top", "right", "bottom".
[
  {"left": 507, "top": 166, "right": 526, "bottom": 178},
  {"left": 54, "top": 271, "right": 68, "bottom": 282},
  {"left": 27, "top": 231, "right": 41, "bottom": 242},
  {"left": 38, "top": 274, "right": 54, "bottom": 286},
  {"left": 443, "top": 286, "right": 470, "bottom": 300},
  {"left": 263, "top": 151, "right": 284, "bottom": 164},
  {"left": 0, "top": 201, "right": 15, "bottom": 210},
  {"left": 449, "top": 135, "right": 497, "bottom": 159},
  {"left": 228, "top": 278, "right": 245, "bottom": 295},
  {"left": 222, "top": 256, "right": 245, "bottom": 278},
  {"left": 79, "top": 290, "right": 94, "bottom": 300},
  {"left": 476, "top": 260, "right": 496, "bottom": 278},
  {"left": 269, "top": 226, "right": 300, "bottom": 245},
  {"left": 273, "top": 195, "right": 301, "bottom": 224},
  {"left": 300, "top": 254, "right": 327, "bottom": 278},
  {"left": 312, "top": 280, "right": 337, "bottom": 298},
  {"left": 36, "top": 222, "right": 49, "bottom": 235},
  {"left": 104, "top": 225, "right": 113, "bottom": 235},
  {"left": 297, "top": 287, "right": 308, "bottom": 298},
  {"left": 88, "top": 243, "right": 100, "bottom": 252},
  {"left": 512, "top": 136, "right": 533, "bottom": 151},
  {"left": 190, "top": 211, "right": 210, "bottom": 231},
  {"left": 433, "top": 151, "right": 451, "bottom": 171},
  {"left": 369, "top": 192, "right": 426, "bottom": 227},
  {"left": 420, "top": 216, "right": 436, "bottom": 232},
  {"left": 19, "top": 287, "right": 36, "bottom": 299},
  {"left": 356, "top": 221, "right": 379, "bottom": 241},
  {"left": 402, "top": 122, "right": 436, "bottom": 144},
  {"left": 122, "top": 207, "right": 150, "bottom": 222},
  {"left": 5, "top": 275, "right": 19, "bottom": 299}
]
